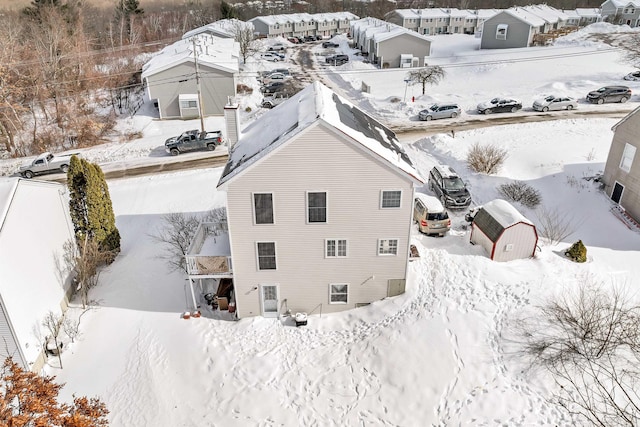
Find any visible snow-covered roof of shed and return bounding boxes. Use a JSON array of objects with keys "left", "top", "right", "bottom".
[
  {"left": 141, "top": 34, "right": 239, "bottom": 79},
  {"left": 182, "top": 19, "right": 251, "bottom": 40},
  {"left": 482, "top": 199, "right": 533, "bottom": 228},
  {"left": 372, "top": 23, "right": 433, "bottom": 43},
  {"left": 612, "top": 105, "right": 640, "bottom": 132},
  {"left": 217, "top": 81, "right": 423, "bottom": 187}
]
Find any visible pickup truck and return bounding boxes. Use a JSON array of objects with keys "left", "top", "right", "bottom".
[
  {"left": 164, "top": 130, "right": 223, "bottom": 156},
  {"left": 19, "top": 152, "right": 77, "bottom": 178}
]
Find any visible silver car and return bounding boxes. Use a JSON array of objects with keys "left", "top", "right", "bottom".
[
  {"left": 532, "top": 95, "right": 578, "bottom": 112},
  {"left": 418, "top": 103, "right": 461, "bottom": 121}
]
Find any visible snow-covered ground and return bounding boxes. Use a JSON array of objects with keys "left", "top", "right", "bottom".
[{"left": 5, "top": 23, "right": 640, "bottom": 425}]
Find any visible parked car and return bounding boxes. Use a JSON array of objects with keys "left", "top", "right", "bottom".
[
  {"left": 261, "top": 72, "right": 291, "bottom": 85},
  {"left": 413, "top": 193, "right": 451, "bottom": 236},
  {"left": 165, "top": 130, "right": 223, "bottom": 155},
  {"left": 322, "top": 41, "right": 340, "bottom": 48},
  {"left": 586, "top": 86, "right": 632, "bottom": 104},
  {"left": 260, "top": 52, "right": 281, "bottom": 62},
  {"left": 418, "top": 103, "right": 461, "bottom": 121},
  {"left": 261, "top": 93, "right": 289, "bottom": 109},
  {"left": 624, "top": 71, "right": 640, "bottom": 81},
  {"left": 19, "top": 151, "right": 79, "bottom": 179},
  {"left": 476, "top": 98, "right": 522, "bottom": 114},
  {"left": 532, "top": 95, "right": 578, "bottom": 112},
  {"left": 271, "top": 68, "right": 291, "bottom": 76},
  {"left": 325, "top": 54, "right": 349, "bottom": 65},
  {"left": 261, "top": 82, "right": 286, "bottom": 94},
  {"left": 428, "top": 165, "right": 472, "bottom": 209},
  {"left": 268, "top": 43, "right": 286, "bottom": 51},
  {"left": 303, "top": 35, "right": 317, "bottom": 42}
]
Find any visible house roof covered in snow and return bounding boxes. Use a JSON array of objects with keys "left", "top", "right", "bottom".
[
  {"left": 249, "top": 12, "right": 358, "bottom": 26},
  {"left": 473, "top": 199, "right": 533, "bottom": 242},
  {"left": 217, "top": 81, "right": 424, "bottom": 187},
  {"left": 522, "top": 4, "right": 570, "bottom": 23},
  {"left": 498, "top": 8, "right": 547, "bottom": 27},
  {"left": 604, "top": 0, "right": 640, "bottom": 8},
  {"left": 182, "top": 19, "right": 251, "bottom": 40},
  {"left": 141, "top": 34, "right": 239, "bottom": 79},
  {"left": 0, "top": 178, "right": 19, "bottom": 230},
  {"left": 350, "top": 18, "right": 432, "bottom": 44}
]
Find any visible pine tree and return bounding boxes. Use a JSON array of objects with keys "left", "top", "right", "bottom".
[
  {"left": 220, "top": 1, "right": 237, "bottom": 19},
  {"left": 0, "top": 357, "right": 108, "bottom": 426},
  {"left": 67, "top": 156, "right": 120, "bottom": 261}
]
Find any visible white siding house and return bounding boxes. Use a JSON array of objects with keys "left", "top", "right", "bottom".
[
  {"left": 142, "top": 34, "right": 239, "bottom": 119},
  {"left": 0, "top": 178, "right": 75, "bottom": 371},
  {"left": 470, "top": 199, "right": 538, "bottom": 262},
  {"left": 217, "top": 82, "right": 424, "bottom": 319}
]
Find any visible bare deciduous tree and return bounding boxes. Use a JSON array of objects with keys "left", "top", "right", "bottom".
[
  {"left": 466, "top": 142, "right": 508, "bottom": 174},
  {"left": 498, "top": 181, "right": 542, "bottom": 208},
  {"left": 42, "top": 311, "right": 63, "bottom": 368},
  {"left": 515, "top": 282, "right": 640, "bottom": 427},
  {"left": 407, "top": 66, "right": 445, "bottom": 95},
  {"left": 232, "top": 20, "right": 259, "bottom": 64},
  {"left": 151, "top": 208, "right": 227, "bottom": 273},
  {"left": 63, "top": 237, "right": 115, "bottom": 308},
  {"left": 534, "top": 206, "right": 579, "bottom": 246}
]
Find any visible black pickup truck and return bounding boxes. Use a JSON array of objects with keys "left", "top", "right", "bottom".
[{"left": 165, "top": 130, "right": 223, "bottom": 155}]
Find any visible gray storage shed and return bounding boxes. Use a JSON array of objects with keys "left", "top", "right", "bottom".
[{"left": 470, "top": 199, "right": 538, "bottom": 261}]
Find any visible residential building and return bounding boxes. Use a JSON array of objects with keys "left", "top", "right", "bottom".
[
  {"left": 249, "top": 12, "right": 359, "bottom": 39},
  {"left": 350, "top": 18, "right": 432, "bottom": 68},
  {"left": 480, "top": 8, "right": 546, "bottom": 49},
  {"left": 601, "top": 0, "right": 640, "bottom": 26},
  {"left": 182, "top": 18, "right": 250, "bottom": 40},
  {"left": 142, "top": 34, "right": 239, "bottom": 119},
  {"left": 216, "top": 81, "right": 424, "bottom": 318},
  {"left": 602, "top": 106, "right": 640, "bottom": 224},
  {"left": 0, "top": 178, "right": 75, "bottom": 371}
]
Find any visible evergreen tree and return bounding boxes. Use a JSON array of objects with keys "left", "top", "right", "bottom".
[
  {"left": 114, "top": 0, "right": 144, "bottom": 42},
  {"left": 220, "top": 1, "right": 237, "bottom": 19},
  {"left": 67, "top": 156, "right": 120, "bottom": 261}
]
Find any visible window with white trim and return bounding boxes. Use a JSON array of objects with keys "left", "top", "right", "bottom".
[
  {"left": 329, "top": 283, "right": 349, "bottom": 304},
  {"left": 253, "top": 193, "right": 274, "bottom": 224},
  {"left": 326, "top": 239, "right": 347, "bottom": 258},
  {"left": 257, "top": 242, "right": 276, "bottom": 270},
  {"left": 381, "top": 190, "right": 402, "bottom": 208},
  {"left": 378, "top": 239, "right": 399, "bottom": 255},
  {"left": 496, "top": 24, "right": 508, "bottom": 40},
  {"left": 180, "top": 100, "right": 198, "bottom": 109},
  {"left": 620, "top": 143, "right": 636, "bottom": 172},
  {"left": 307, "top": 191, "right": 327, "bottom": 223}
]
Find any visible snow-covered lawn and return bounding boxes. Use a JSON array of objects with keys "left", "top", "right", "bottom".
[{"left": 5, "top": 23, "right": 640, "bottom": 425}]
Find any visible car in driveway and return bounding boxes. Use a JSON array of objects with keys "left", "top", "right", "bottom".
[
  {"left": 624, "top": 71, "right": 640, "bottom": 81},
  {"left": 532, "top": 95, "right": 578, "bottom": 112},
  {"left": 261, "top": 72, "right": 290, "bottom": 85},
  {"left": 586, "top": 86, "right": 632, "bottom": 104},
  {"left": 268, "top": 43, "right": 286, "bottom": 51},
  {"left": 413, "top": 193, "right": 451, "bottom": 236},
  {"left": 322, "top": 41, "right": 340, "bottom": 48},
  {"left": 476, "top": 98, "right": 522, "bottom": 114},
  {"left": 325, "top": 54, "right": 349, "bottom": 65},
  {"left": 428, "top": 165, "right": 472, "bottom": 209},
  {"left": 261, "top": 82, "right": 286, "bottom": 94},
  {"left": 418, "top": 103, "right": 461, "bottom": 121},
  {"left": 260, "top": 52, "right": 282, "bottom": 62}
]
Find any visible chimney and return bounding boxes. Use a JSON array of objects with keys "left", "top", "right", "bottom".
[{"left": 224, "top": 97, "right": 240, "bottom": 149}]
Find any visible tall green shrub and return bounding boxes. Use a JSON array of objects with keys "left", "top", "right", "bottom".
[{"left": 67, "top": 156, "right": 120, "bottom": 261}]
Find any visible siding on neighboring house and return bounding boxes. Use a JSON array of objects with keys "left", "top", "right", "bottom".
[
  {"left": 376, "top": 32, "right": 431, "bottom": 68},
  {"left": 481, "top": 11, "right": 534, "bottom": 49},
  {"left": 603, "top": 107, "right": 640, "bottom": 223},
  {"left": 225, "top": 123, "right": 415, "bottom": 317},
  {"left": 146, "top": 62, "right": 236, "bottom": 119}
]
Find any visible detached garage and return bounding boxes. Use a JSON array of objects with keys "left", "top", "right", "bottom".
[{"left": 470, "top": 199, "right": 538, "bottom": 262}]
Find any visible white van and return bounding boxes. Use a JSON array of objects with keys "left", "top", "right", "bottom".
[{"left": 414, "top": 193, "right": 451, "bottom": 236}]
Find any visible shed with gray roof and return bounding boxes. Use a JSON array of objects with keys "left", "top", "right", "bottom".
[{"left": 470, "top": 199, "right": 538, "bottom": 261}]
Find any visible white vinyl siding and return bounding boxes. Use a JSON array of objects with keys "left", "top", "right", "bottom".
[
  {"left": 253, "top": 193, "right": 274, "bottom": 224},
  {"left": 381, "top": 190, "right": 402, "bottom": 208},
  {"left": 326, "top": 239, "right": 347, "bottom": 257},
  {"left": 329, "top": 283, "right": 349, "bottom": 304},
  {"left": 620, "top": 143, "right": 636, "bottom": 172},
  {"left": 225, "top": 123, "right": 414, "bottom": 316}
]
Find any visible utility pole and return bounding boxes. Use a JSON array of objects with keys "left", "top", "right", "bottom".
[{"left": 192, "top": 37, "right": 206, "bottom": 133}]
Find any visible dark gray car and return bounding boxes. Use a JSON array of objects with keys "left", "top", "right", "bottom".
[{"left": 586, "top": 86, "right": 632, "bottom": 104}]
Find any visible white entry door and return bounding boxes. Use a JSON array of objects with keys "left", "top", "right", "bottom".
[{"left": 260, "top": 285, "right": 279, "bottom": 317}]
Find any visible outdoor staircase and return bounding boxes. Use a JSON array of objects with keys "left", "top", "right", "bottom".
[{"left": 611, "top": 205, "right": 640, "bottom": 232}]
